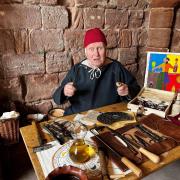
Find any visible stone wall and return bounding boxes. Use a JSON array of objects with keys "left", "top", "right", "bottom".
[{"left": 0, "top": 0, "right": 179, "bottom": 114}]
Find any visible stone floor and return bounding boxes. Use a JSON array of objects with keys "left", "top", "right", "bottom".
[{"left": 0, "top": 137, "right": 180, "bottom": 180}]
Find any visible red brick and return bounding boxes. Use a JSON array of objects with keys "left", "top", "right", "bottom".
[
  {"left": 25, "top": 74, "right": 59, "bottom": 102},
  {"left": 1, "top": 54, "right": 45, "bottom": 78},
  {"left": 147, "top": 28, "right": 171, "bottom": 48},
  {"left": 75, "top": 0, "right": 96, "bottom": 7},
  {"left": 149, "top": 8, "right": 174, "bottom": 28},
  {"left": 30, "top": 29, "right": 64, "bottom": 53},
  {"left": 106, "top": 1, "right": 117, "bottom": 9},
  {"left": 59, "top": 0, "right": 75, "bottom": 6},
  {"left": 125, "top": 63, "right": 138, "bottom": 76},
  {"left": 24, "top": 0, "right": 57, "bottom": 4},
  {"left": 72, "top": 49, "right": 85, "bottom": 64},
  {"left": 132, "top": 29, "right": 148, "bottom": 47},
  {"left": 150, "top": 0, "right": 180, "bottom": 8},
  {"left": 138, "top": 47, "right": 147, "bottom": 59},
  {"left": 105, "top": 9, "right": 128, "bottom": 29},
  {"left": 0, "top": 77, "right": 22, "bottom": 101},
  {"left": 42, "top": 6, "right": 68, "bottom": 29},
  {"left": 171, "top": 29, "right": 180, "bottom": 52},
  {"left": 106, "top": 48, "right": 118, "bottom": 60},
  {"left": 119, "top": 47, "right": 137, "bottom": 65},
  {"left": 105, "top": 30, "right": 118, "bottom": 48},
  {"left": 14, "top": 29, "right": 29, "bottom": 54},
  {"left": 0, "top": 29, "right": 15, "bottom": 54},
  {"left": 143, "top": 9, "right": 150, "bottom": 27},
  {"left": 0, "top": 5, "right": 41, "bottom": 29},
  {"left": 26, "top": 100, "right": 53, "bottom": 114},
  {"left": 59, "top": 72, "right": 68, "bottom": 84},
  {"left": 0, "top": 0, "right": 22, "bottom": 3},
  {"left": 146, "top": 47, "right": 169, "bottom": 52},
  {"left": 70, "top": 8, "right": 83, "bottom": 29},
  {"left": 46, "top": 51, "right": 72, "bottom": 73},
  {"left": 119, "top": 29, "right": 132, "bottom": 48},
  {"left": 84, "top": 8, "right": 104, "bottom": 29},
  {"left": 136, "top": 58, "right": 147, "bottom": 86},
  {"left": 139, "top": 29, "right": 148, "bottom": 47},
  {"left": 136, "top": 0, "right": 150, "bottom": 9},
  {"left": 117, "top": 0, "right": 138, "bottom": 9},
  {"left": 128, "top": 10, "right": 144, "bottom": 28},
  {"left": 64, "top": 29, "right": 84, "bottom": 50},
  {"left": 132, "top": 30, "right": 139, "bottom": 46},
  {"left": 175, "top": 8, "right": 180, "bottom": 29},
  {"left": 75, "top": 0, "right": 107, "bottom": 7}
]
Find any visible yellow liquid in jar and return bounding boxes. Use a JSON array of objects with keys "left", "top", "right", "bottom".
[{"left": 69, "top": 139, "right": 96, "bottom": 164}]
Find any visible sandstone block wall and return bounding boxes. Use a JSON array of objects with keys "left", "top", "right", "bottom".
[{"left": 0, "top": 0, "right": 179, "bottom": 114}]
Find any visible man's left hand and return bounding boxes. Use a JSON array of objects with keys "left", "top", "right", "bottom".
[{"left": 117, "top": 83, "right": 129, "bottom": 96}]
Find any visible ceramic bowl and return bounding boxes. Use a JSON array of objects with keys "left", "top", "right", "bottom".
[
  {"left": 48, "top": 108, "right": 64, "bottom": 119},
  {"left": 45, "top": 165, "right": 88, "bottom": 180}
]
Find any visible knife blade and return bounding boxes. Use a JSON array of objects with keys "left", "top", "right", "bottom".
[
  {"left": 90, "top": 128, "right": 142, "bottom": 177},
  {"left": 106, "top": 126, "right": 160, "bottom": 164}
]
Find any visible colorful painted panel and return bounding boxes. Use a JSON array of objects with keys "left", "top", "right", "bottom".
[{"left": 144, "top": 52, "right": 180, "bottom": 92}]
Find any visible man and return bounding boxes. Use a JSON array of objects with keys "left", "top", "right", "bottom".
[
  {"left": 153, "top": 57, "right": 174, "bottom": 90},
  {"left": 53, "top": 28, "right": 140, "bottom": 115},
  {"left": 153, "top": 57, "right": 174, "bottom": 73}
]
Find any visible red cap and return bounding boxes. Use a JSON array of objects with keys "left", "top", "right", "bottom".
[{"left": 84, "top": 28, "right": 107, "bottom": 48}]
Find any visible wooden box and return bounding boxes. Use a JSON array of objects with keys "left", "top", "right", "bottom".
[
  {"left": 127, "top": 87, "right": 175, "bottom": 117},
  {"left": 127, "top": 51, "right": 179, "bottom": 117}
]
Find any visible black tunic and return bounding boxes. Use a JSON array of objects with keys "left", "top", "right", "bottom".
[{"left": 53, "top": 59, "right": 140, "bottom": 115}]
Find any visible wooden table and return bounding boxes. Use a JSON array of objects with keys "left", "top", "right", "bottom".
[{"left": 20, "top": 103, "right": 180, "bottom": 180}]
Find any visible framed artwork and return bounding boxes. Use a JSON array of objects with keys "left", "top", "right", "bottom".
[{"left": 144, "top": 52, "right": 180, "bottom": 92}]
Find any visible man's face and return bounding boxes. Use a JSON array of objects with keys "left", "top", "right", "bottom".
[{"left": 85, "top": 42, "right": 106, "bottom": 68}]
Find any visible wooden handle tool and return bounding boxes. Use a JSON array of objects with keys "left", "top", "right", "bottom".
[
  {"left": 107, "top": 127, "right": 160, "bottom": 164},
  {"left": 121, "top": 156, "right": 142, "bottom": 177},
  {"left": 90, "top": 129, "right": 142, "bottom": 178}
]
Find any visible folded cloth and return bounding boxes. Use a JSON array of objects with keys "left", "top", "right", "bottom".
[{"left": 36, "top": 141, "right": 61, "bottom": 178}]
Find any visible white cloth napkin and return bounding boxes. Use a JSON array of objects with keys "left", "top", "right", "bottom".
[{"left": 36, "top": 141, "right": 61, "bottom": 178}]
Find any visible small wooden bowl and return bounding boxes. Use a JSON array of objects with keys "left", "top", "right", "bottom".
[
  {"left": 45, "top": 166, "right": 88, "bottom": 180},
  {"left": 48, "top": 108, "right": 64, "bottom": 120}
]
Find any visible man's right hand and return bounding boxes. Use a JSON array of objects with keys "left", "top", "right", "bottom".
[{"left": 64, "top": 82, "right": 76, "bottom": 97}]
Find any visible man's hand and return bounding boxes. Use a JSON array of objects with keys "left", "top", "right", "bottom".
[
  {"left": 64, "top": 82, "right": 76, "bottom": 97},
  {"left": 116, "top": 82, "right": 129, "bottom": 96}
]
